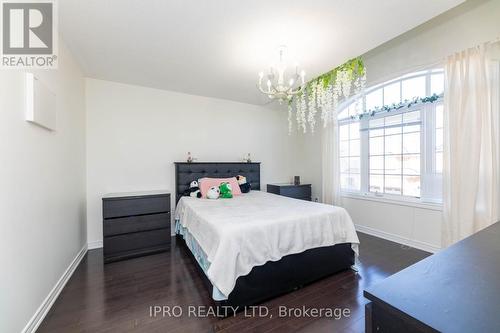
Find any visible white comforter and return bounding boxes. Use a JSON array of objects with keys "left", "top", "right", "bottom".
[{"left": 174, "top": 191, "right": 359, "bottom": 298}]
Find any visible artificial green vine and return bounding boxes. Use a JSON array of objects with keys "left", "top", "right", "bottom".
[
  {"left": 289, "top": 57, "right": 367, "bottom": 134},
  {"left": 313, "top": 57, "right": 365, "bottom": 90}
]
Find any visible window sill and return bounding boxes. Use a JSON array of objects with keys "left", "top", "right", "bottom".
[{"left": 340, "top": 192, "right": 443, "bottom": 211}]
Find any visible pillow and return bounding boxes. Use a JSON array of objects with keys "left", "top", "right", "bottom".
[{"left": 199, "top": 177, "right": 242, "bottom": 198}]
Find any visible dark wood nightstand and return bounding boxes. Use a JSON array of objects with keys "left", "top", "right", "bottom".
[
  {"left": 102, "top": 190, "right": 171, "bottom": 263},
  {"left": 267, "top": 183, "right": 312, "bottom": 201}
]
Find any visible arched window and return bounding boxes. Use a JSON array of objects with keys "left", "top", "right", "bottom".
[{"left": 338, "top": 69, "right": 444, "bottom": 203}]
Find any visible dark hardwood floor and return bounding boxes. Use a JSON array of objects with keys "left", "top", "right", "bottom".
[{"left": 37, "top": 233, "right": 430, "bottom": 333}]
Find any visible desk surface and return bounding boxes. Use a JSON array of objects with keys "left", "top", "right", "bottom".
[{"left": 364, "top": 222, "right": 500, "bottom": 332}]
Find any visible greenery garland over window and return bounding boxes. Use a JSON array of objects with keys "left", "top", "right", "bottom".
[
  {"left": 288, "top": 57, "right": 367, "bottom": 134},
  {"left": 351, "top": 93, "right": 444, "bottom": 120}
]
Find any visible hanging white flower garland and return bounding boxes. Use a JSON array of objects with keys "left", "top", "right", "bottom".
[{"left": 288, "top": 57, "right": 366, "bottom": 134}]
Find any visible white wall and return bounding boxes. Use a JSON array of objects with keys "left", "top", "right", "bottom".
[
  {"left": 364, "top": 0, "right": 500, "bottom": 85},
  {"left": 0, "top": 43, "right": 86, "bottom": 333},
  {"left": 341, "top": 197, "right": 442, "bottom": 252},
  {"left": 86, "top": 78, "right": 302, "bottom": 244},
  {"left": 300, "top": 0, "right": 500, "bottom": 252}
]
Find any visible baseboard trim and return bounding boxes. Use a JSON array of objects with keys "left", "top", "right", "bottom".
[
  {"left": 21, "top": 244, "right": 87, "bottom": 333},
  {"left": 87, "top": 240, "right": 103, "bottom": 249},
  {"left": 355, "top": 224, "right": 441, "bottom": 253}
]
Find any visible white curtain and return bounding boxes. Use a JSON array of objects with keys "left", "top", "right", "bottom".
[
  {"left": 442, "top": 44, "right": 500, "bottom": 247},
  {"left": 321, "top": 112, "right": 341, "bottom": 206}
]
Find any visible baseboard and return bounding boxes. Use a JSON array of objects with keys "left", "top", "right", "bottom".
[
  {"left": 355, "top": 224, "right": 441, "bottom": 253},
  {"left": 22, "top": 244, "right": 88, "bottom": 333},
  {"left": 87, "top": 240, "right": 103, "bottom": 249}
]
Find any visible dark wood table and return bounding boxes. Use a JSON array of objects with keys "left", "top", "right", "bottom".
[{"left": 364, "top": 222, "right": 500, "bottom": 333}]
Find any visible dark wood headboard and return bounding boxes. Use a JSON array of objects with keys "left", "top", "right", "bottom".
[{"left": 174, "top": 162, "right": 261, "bottom": 203}]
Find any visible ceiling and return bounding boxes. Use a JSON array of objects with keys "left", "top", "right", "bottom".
[{"left": 59, "top": 0, "right": 464, "bottom": 106}]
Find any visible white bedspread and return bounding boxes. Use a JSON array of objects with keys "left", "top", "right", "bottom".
[{"left": 174, "top": 191, "right": 359, "bottom": 298}]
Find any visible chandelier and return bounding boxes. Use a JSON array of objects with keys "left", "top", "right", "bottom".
[{"left": 257, "top": 46, "right": 306, "bottom": 104}]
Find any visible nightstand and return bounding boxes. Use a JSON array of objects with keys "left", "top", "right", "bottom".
[
  {"left": 267, "top": 183, "right": 312, "bottom": 201},
  {"left": 102, "top": 190, "right": 171, "bottom": 263}
]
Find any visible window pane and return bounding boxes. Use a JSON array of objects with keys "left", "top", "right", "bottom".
[
  {"left": 338, "top": 70, "right": 442, "bottom": 200},
  {"left": 403, "top": 132, "right": 420, "bottom": 153},
  {"left": 366, "top": 88, "right": 383, "bottom": 111},
  {"left": 435, "top": 128, "right": 443, "bottom": 152},
  {"left": 348, "top": 103, "right": 360, "bottom": 117},
  {"left": 340, "top": 173, "right": 349, "bottom": 189},
  {"left": 403, "top": 110, "right": 421, "bottom": 123},
  {"left": 350, "top": 174, "right": 360, "bottom": 191},
  {"left": 369, "top": 175, "right": 383, "bottom": 193},
  {"left": 403, "top": 154, "right": 420, "bottom": 175},
  {"left": 385, "top": 175, "right": 402, "bottom": 195},
  {"left": 339, "top": 124, "right": 349, "bottom": 141},
  {"left": 370, "top": 156, "right": 384, "bottom": 174},
  {"left": 340, "top": 141, "right": 349, "bottom": 157},
  {"left": 403, "top": 176, "right": 420, "bottom": 197},
  {"left": 385, "top": 126, "right": 401, "bottom": 135},
  {"left": 349, "top": 122, "right": 360, "bottom": 140},
  {"left": 349, "top": 157, "right": 360, "bottom": 173},
  {"left": 431, "top": 74, "right": 444, "bottom": 96},
  {"left": 369, "top": 118, "right": 384, "bottom": 128},
  {"left": 342, "top": 173, "right": 360, "bottom": 191},
  {"left": 404, "top": 124, "right": 420, "bottom": 133},
  {"left": 385, "top": 134, "right": 401, "bottom": 155},
  {"left": 436, "top": 105, "right": 443, "bottom": 128},
  {"left": 385, "top": 114, "right": 402, "bottom": 127},
  {"left": 384, "top": 82, "right": 401, "bottom": 105},
  {"left": 338, "top": 108, "right": 349, "bottom": 120},
  {"left": 402, "top": 76, "right": 425, "bottom": 101},
  {"left": 436, "top": 152, "right": 443, "bottom": 173},
  {"left": 370, "top": 136, "right": 384, "bottom": 155},
  {"left": 385, "top": 155, "right": 402, "bottom": 175},
  {"left": 370, "top": 128, "right": 384, "bottom": 137},
  {"left": 340, "top": 157, "right": 349, "bottom": 173},
  {"left": 385, "top": 114, "right": 402, "bottom": 135},
  {"left": 350, "top": 139, "right": 360, "bottom": 157}
]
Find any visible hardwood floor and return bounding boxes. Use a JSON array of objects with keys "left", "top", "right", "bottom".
[{"left": 37, "top": 233, "right": 430, "bottom": 333}]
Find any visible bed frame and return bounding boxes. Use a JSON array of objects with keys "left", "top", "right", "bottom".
[{"left": 174, "top": 162, "right": 355, "bottom": 308}]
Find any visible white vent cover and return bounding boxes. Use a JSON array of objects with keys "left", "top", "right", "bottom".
[{"left": 25, "top": 73, "right": 56, "bottom": 131}]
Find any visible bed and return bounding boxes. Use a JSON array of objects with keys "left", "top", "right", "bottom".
[{"left": 174, "top": 162, "right": 359, "bottom": 308}]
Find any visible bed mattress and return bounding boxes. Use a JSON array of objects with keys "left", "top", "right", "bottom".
[{"left": 174, "top": 191, "right": 359, "bottom": 299}]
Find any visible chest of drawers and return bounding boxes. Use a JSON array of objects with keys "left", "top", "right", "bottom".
[{"left": 102, "top": 191, "right": 171, "bottom": 263}]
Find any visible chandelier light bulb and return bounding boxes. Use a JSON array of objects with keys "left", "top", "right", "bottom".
[{"left": 257, "top": 46, "right": 306, "bottom": 103}]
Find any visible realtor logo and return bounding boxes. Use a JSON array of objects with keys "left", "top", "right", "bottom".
[{"left": 1, "top": 0, "right": 57, "bottom": 68}]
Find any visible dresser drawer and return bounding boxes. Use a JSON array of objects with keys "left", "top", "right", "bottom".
[
  {"left": 104, "top": 228, "right": 171, "bottom": 256},
  {"left": 103, "top": 196, "right": 170, "bottom": 219},
  {"left": 103, "top": 213, "right": 170, "bottom": 237},
  {"left": 279, "top": 186, "right": 311, "bottom": 199}
]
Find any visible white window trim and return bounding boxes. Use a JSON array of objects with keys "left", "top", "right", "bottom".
[
  {"left": 341, "top": 191, "right": 443, "bottom": 211},
  {"left": 338, "top": 69, "right": 444, "bottom": 205}
]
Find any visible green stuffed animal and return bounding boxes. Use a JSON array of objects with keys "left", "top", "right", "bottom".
[{"left": 219, "top": 182, "right": 233, "bottom": 199}]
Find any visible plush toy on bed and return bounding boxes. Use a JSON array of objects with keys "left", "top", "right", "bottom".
[
  {"left": 219, "top": 182, "right": 233, "bottom": 199},
  {"left": 207, "top": 186, "right": 220, "bottom": 199},
  {"left": 184, "top": 180, "right": 202, "bottom": 198},
  {"left": 236, "top": 175, "right": 251, "bottom": 193}
]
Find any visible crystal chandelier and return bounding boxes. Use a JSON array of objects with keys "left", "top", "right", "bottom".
[{"left": 257, "top": 46, "right": 306, "bottom": 104}]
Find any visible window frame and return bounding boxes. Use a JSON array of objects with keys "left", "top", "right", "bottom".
[{"left": 338, "top": 69, "right": 444, "bottom": 205}]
